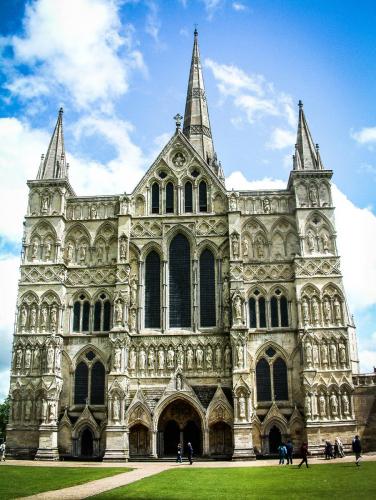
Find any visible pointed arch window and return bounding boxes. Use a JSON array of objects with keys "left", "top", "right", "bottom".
[
  {"left": 165, "top": 182, "right": 174, "bottom": 213},
  {"left": 73, "top": 295, "right": 91, "bottom": 333},
  {"left": 199, "top": 181, "right": 208, "bottom": 212},
  {"left": 249, "top": 291, "right": 267, "bottom": 329},
  {"left": 151, "top": 182, "right": 160, "bottom": 214},
  {"left": 184, "top": 181, "right": 193, "bottom": 212},
  {"left": 270, "top": 290, "right": 289, "bottom": 328},
  {"left": 200, "top": 248, "right": 216, "bottom": 327},
  {"left": 169, "top": 234, "right": 191, "bottom": 328},
  {"left": 256, "top": 358, "right": 271, "bottom": 402},
  {"left": 94, "top": 293, "right": 111, "bottom": 332},
  {"left": 74, "top": 352, "right": 105, "bottom": 406},
  {"left": 145, "top": 251, "right": 161, "bottom": 328},
  {"left": 256, "top": 350, "right": 289, "bottom": 403},
  {"left": 273, "top": 357, "right": 288, "bottom": 400}
]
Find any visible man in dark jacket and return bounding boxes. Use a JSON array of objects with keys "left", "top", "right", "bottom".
[
  {"left": 286, "top": 440, "right": 293, "bottom": 465},
  {"left": 187, "top": 441, "right": 193, "bottom": 465},
  {"left": 352, "top": 435, "right": 362, "bottom": 466},
  {"left": 298, "top": 442, "right": 309, "bottom": 468}
]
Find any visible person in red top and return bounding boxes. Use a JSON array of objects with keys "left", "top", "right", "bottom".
[{"left": 298, "top": 442, "right": 309, "bottom": 468}]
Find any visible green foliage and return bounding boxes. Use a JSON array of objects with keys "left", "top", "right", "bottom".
[
  {"left": 0, "top": 397, "right": 10, "bottom": 440},
  {"left": 0, "top": 466, "right": 130, "bottom": 500},
  {"left": 95, "top": 462, "right": 376, "bottom": 500}
]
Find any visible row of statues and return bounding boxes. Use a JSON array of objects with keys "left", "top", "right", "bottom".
[
  {"left": 301, "top": 296, "right": 343, "bottom": 327},
  {"left": 304, "top": 340, "right": 347, "bottom": 369},
  {"left": 29, "top": 238, "right": 54, "bottom": 261},
  {"left": 305, "top": 391, "right": 351, "bottom": 420},
  {"left": 19, "top": 303, "right": 59, "bottom": 333},
  {"left": 13, "top": 343, "right": 61, "bottom": 374},
  {"left": 306, "top": 230, "right": 331, "bottom": 254},
  {"left": 11, "top": 397, "right": 58, "bottom": 425}
]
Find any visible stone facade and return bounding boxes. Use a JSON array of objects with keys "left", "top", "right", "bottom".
[{"left": 6, "top": 31, "right": 372, "bottom": 461}]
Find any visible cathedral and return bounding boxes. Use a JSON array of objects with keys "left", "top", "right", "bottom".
[{"left": 7, "top": 30, "right": 375, "bottom": 461}]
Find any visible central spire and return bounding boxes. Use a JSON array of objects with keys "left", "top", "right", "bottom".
[
  {"left": 37, "top": 107, "right": 67, "bottom": 180},
  {"left": 183, "top": 29, "right": 215, "bottom": 165}
]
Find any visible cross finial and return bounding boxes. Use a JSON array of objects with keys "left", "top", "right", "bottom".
[
  {"left": 194, "top": 24, "right": 198, "bottom": 36},
  {"left": 173, "top": 113, "right": 183, "bottom": 131},
  {"left": 298, "top": 100, "right": 303, "bottom": 109}
]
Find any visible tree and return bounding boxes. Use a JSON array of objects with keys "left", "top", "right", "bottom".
[{"left": 0, "top": 397, "right": 10, "bottom": 441}]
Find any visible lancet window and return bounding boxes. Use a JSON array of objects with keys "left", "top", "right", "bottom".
[
  {"left": 169, "top": 234, "right": 191, "bottom": 328},
  {"left": 270, "top": 290, "right": 289, "bottom": 328},
  {"left": 199, "top": 180, "right": 208, "bottom": 212},
  {"left": 145, "top": 251, "right": 161, "bottom": 328},
  {"left": 256, "top": 349, "right": 288, "bottom": 402},
  {"left": 93, "top": 293, "right": 111, "bottom": 332},
  {"left": 73, "top": 295, "right": 90, "bottom": 333},
  {"left": 165, "top": 182, "right": 174, "bottom": 213},
  {"left": 74, "top": 351, "right": 105, "bottom": 405},
  {"left": 248, "top": 290, "right": 267, "bottom": 329},
  {"left": 199, "top": 248, "right": 216, "bottom": 327},
  {"left": 184, "top": 181, "right": 193, "bottom": 212},
  {"left": 151, "top": 182, "right": 160, "bottom": 214}
]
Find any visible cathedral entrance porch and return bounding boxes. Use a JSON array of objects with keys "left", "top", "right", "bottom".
[{"left": 157, "top": 399, "right": 203, "bottom": 457}]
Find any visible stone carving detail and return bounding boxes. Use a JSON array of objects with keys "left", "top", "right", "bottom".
[
  {"left": 130, "top": 220, "right": 162, "bottom": 238},
  {"left": 66, "top": 201, "right": 116, "bottom": 220},
  {"left": 305, "top": 214, "right": 333, "bottom": 255},
  {"left": 231, "top": 290, "right": 244, "bottom": 327},
  {"left": 67, "top": 268, "right": 116, "bottom": 286},
  {"left": 172, "top": 152, "right": 186, "bottom": 168},
  {"left": 243, "top": 263, "right": 293, "bottom": 281},
  {"left": 300, "top": 284, "right": 344, "bottom": 327},
  {"left": 196, "top": 217, "right": 227, "bottom": 236},
  {"left": 231, "top": 232, "right": 240, "bottom": 259}
]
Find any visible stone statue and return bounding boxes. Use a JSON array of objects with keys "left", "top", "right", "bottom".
[
  {"left": 319, "top": 394, "right": 326, "bottom": 417},
  {"left": 305, "top": 342, "right": 312, "bottom": 366},
  {"left": 333, "top": 297, "right": 342, "bottom": 324},
  {"left": 130, "top": 279, "right": 138, "bottom": 307},
  {"left": 148, "top": 348, "right": 155, "bottom": 371},
  {"left": 15, "top": 348, "right": 23, "bottom": 369},
  {"left": 40, "top": 306, "right": 48, "bottom": 330},
  {"left": 321, "top": 233, "right": 330, "bottom": 253},
  {"left": 215, "top": 345, "right": 222, "bottom": 369},
  {"left": 323, "top": 298, "right": 332, "bottom": 324},
  {"left": 20, "top": 305, "right": 27, "bottom": 330},
  {"left": 263, "top": 198, "right": 271, "bottom": 214},
  {"left": 65, "top": 242, "right": 74, "bottom": 263},
  {"left": 312, "top": 344, "right": 319, "bottom": 365},
  {"left": 307, "top": 231, "right": 315, "bottom": 253},
  {"left": 232, "top": 293, "right": 243, "bottom": 326},
  {"left": 55, "top": 350, "right": 61, "bottom": 371},
  {"left": 330, "top": 393, "right": 338, "bottom": 416},
  {"left": 13, "top": 400, "right": 20, "bottom": 421},
  {"left": 167, "top": 346, "right": 175, "bottom": 369},
  {"left": 113, "top": 396, "right": 120, "bottom": 421},
  {"left": 33, "top": 348, "right": 40, "bottom": 371},
  {"left": 119, "top": 195, "right": 129, "bottom": 215},
  {"left": 222, "top": 277, "right": 229, "bottom": 306},
  {"left": 129, "top": 308, "right": 137, "bottom": 332},
  {"left": 47, "top": 346, "right": 55, "bottom": 372},
  {"left": 31, "top": 240, "right": 39, "bottom": 259},
  {"left": 97, "top": 245, "right": 104, "bottom": 262},
  {"left": 79, "top": 243, "right": 87, "bottom": 263},
  {"left": 196, "top": 346, "right": 203, "bottom": 369},
  {"left": 120, "top": 237, "right": 127, "bottom": 261},
  {"left": 236, "top": 344, "right": 243, "bottom": 368},
  {"left": 139, "top": 348, "right": 146, "bottom": 371},
  {"left": 238, "top": 395, "right": 246, "bottom": 419},
  {"left": 320, "top": 343, "right": 328, "bottom": 365},
  {"left": 302, "top": 299, "right": 310, "bottom": 325},
  {"left": 41, "top": 194, "right": 50, "bottom": 213},
  {"left": 309, "top": 186, "right": 318, "bottom": 206},
  {"left": 30, "top": 306, "right": 37, "bottom": 331},
  {"left": 158, "top": 348, "right": 165, "bottom": 370},
  {"left": 311, "top": 297, "right": 319, "bottom": 325},
  {"left": 44, "top": 241, "right": 52, "bottom": 260},
  {"left": 342, "top": 394, "right": 350, "bottom": 415},
  {"left": 91, "top": 205, "right": 97, "bottom": 219},
  {"left": 231, "top": 233, "right": 240, "bottom": 258},
  {"left": 115, "top": 300, "right": 123, "bottom": 326},
  {"left": 223, "top": 307, "right": 230, "bottom": 330},
  {"left": 48, "top": 401, "right": 57, "bottom": 422},
  {"left": 177, "top": 346, "right": 184, "bottom": 369},
  {"left": 329, "top": 344, "right": 337, "bottom": 365},
  {"left": 224, "top": 345, "right": 231, "bottom": 369},
  {"left": 114, "top": 347, "right": 121, "bottom": 372},
  {"left": 176, "top": 374, "right": 182, "bottom": 391},
  {"left": 186, "top": 347, "right": 194, "bottom": 369},
  {"left": 50, "top": 305, "right": 58, "bottom": 332},
  {"left": 41, "top": 399, "right": 48, "bottom": 422},
  {"left": 339, "top": 343, "right": 347, "bottom": 365},
  {"left": 129, "top": 349, "right": 136, "bottom": 370},
  {"left": 229, "top": 196, "right": 237, "bottom": 211},
  {"left": 24, "top": 399, "right": 32, "bottom": 421},
  {"left": 255, "top": 235, "right": 265, "bottom": 259},
  {"left": 206, "top": 346, "right": 213, "bottom": 369},
  {"left": 305, "top": 394, "right": 312, "bottom": 417},
  {"left": 173, "top": 152, "right": 185, "bottom": 168},
  {"left": 24, "top": 348, "right": 32, "bottom": 369}
]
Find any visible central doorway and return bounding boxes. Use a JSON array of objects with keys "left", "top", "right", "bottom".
[
  {"left": 268, "top": 425, "right": 282, "bottom": 454},
  {"left": 81, "top": 428, "right": 94, "bottom": 457},
  {"left": 158, "top": 399, "right": 202, "bottom": 457}
]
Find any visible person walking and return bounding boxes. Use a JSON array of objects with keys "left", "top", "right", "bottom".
[
  {"left": 176, "top": 443, "right": 182, "bottom": 464},
  {"left": 352, "top": 435, "right": 362, "bottom": 466},
  {"left": 298, "top": 442, "right": 309, "bottom": 468},
  {"left": 336, "top": 437, "right": 345, "bottom": 458},
  {"left": 324, "top": 441, "right": 333, "bottom": 460},
  {"left": 278, "top": 442, "right": 287, "bottom": 465},
  {"left": 0, "top": 441, "right": 5, "bottom": 462},
  {"left": 187, "top": 441, "right": 193, "bottom": 465},
  {"left": 286, "top": 440, "right": 293, "bottom": 465}
]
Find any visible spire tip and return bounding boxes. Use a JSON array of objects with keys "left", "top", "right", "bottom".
[{"left": 298, "top": 100, "right": 303, "bottom": 110}]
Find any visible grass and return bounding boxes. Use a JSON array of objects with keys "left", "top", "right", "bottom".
[
  {"left": 94, "top": 462, "right": 376, "bottom": 500},
  {"left": 0, "top": 465, "right": 131, "bottom": 499}
]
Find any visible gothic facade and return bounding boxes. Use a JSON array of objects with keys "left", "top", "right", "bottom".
[{"left": 7, "top": 31, "right": 368, "bottom": 461}]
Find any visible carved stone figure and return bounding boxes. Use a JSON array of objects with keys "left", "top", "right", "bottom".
[
  {"left": 44, "top": 241, "right": 52, "bottom": 260},
  {"left": 97, "top": 245, "right": 104, "bottom": 262},
  {"left": 223, "top": 307, "right": 230, "bottom": 330},
  {"left": 329, "top": 344, "right": 337, "bottom": 365},
  {"left": 55, "top": 349, "right": 61, "bottom": 371},
  {"left": 130, "top": 279, "right": 138, "bottom": 307},
  {"left": 320, "top": 343, "right": 329, "bottom": 365},
  {"left": 20, "top": 305, "right": 27, "bottom": 330},
  {"left": 167, "top": 346, "right": 175, "bottom": 369},
  {"left": 242, "top": 238, "right": 249, "bottom": 258},
  {"left": 321, "top": 233, "right": 330, "bottom": 253},
  {"left": 129, "top": 308, "right": 137, "bottom": 332},
  {"left": 206, "top": 346, "right": 213, "bottom": 369},
  {"left": 113, "top": 396, "right": 120, "bottom": 421},
  {"left": 305, "top": 394, "right": 312, "bottom": 417},
  {"left": 222, "top": 277, "right": 230, "bottom": 306},
  {"left": 114, "top": 347, "right": 121, "bottom": 372},
  {"left": 232, "top": 293, "right": 243, "bottom": 326},
  {"left": 333, "top": 297, "right": 342, "bottom": 324},
  {"left": 148, "top": 348, "right": 155, "bottom": 371},
  {"left": 47, "top": 346, "right": 55, "bottom": 372},
  {"left": 342, "top": 394, "right": 350, "bottom": 415},
  {"left": 65, "top": 242, "right": 74, "bottom": 263},
  {"left": 40, "top": 306, "right": 48, "bottom": 330},
  {"left": 24, "top": 399, "right": 32, "bottom": 421},
  {"left": 115, "top": 300, "right": 123, "bottom": 326},
  {"left": 307, "top": 231, "right": 315, "bottom": 253},
  {"left": 176, "top": 374, "right": 182, "bottom": 391},
  {"left": 91, "top": 205, "right": 97, "bottom": 219},
  {"left": 319, "top": 394, "right": 326, "bottom": 417},
  {"left": 196, "top": 346, "right": 203, "bottom": 369},
  {"left": 309, "top": 185, "right": 318, "bottom": 206},
  {"left": 305, "top": 342, "right": 313, "bottom": 366},
  {"left": 139, "top": 348, "right": 146, "bottom": 371},
  {"left": 330, "top": 393, "right": 338, "bottom": 416},
  {"left": 263, "top": 198, "right": 271, "bottom": 213},
  {"left": 50, "top": 305, "right": 58, "bottom": 332},
  {"left": 339, "top": 343, "right": 347, "bottom": 365},
  {"left": 120, "top": 195, "right": 129, "bottom": 215},
  {"left": 312, "top": 344, "right": 319, "bottom": 365},
  {"left": 177, "top": 346, "right": 184, "bottom": 369},
  {"left": 15, "top": 348, "right": 23, "bottom": 369},
  {"left": 41, "top": 194, "right": 50, "bottom": 213},
  {"left": 231, "top": 233, "right": 240, "bottom": 258},
  {"left": 24, "top": 348, "right": 32, "bottom": 369},
  {"left": 224, "top": 345, "right": 231, "bottom": 369},
  {"left": 186, "top": 347, "right": 194, "bottom": 369},
  {"left": 236, "top": 344, "right": 244, "bottom": 368},
  {"left": 31, "top": 240, "right": 39, "bottom": 259},
  {"left": 158, "top": 348, "right": 165, "bottom": 370},
  {"left": 120, "top": 237, "right": 127, "bottom": 261},
  {"left": 215, "top": 345, "right": 222, "bottom": 369},
  {"left": 48, "top": 401, "right": 57, "bottom": 422},
  {"left": 311, "top": 297, "right": 320, "bottom": 325},
  {"left": 323, "top": 298, "right": 332, "bottom": 324},
  {"left": 229, "top": 196, "right": 237, "bottom": 211},
  {"left": 79, "top": 243, "right": 87, "bottom": 263},
  {"left": 30, "top": 306, "right": 37, "bottom": 331},
  {"left": 173, "top": 152, "right": 185, "bottom": 168},
  {"left": 33, "top": 348, "right": 40, "bottom": 371},
  {"left": 129, "top": 349, "right": 136, "bottom": 370},
  {"left": 238, "top": 395, "right": 246, "bottom": 419},
  {"left": 255, "top": 235, "right": 265, "bottom": 259}
]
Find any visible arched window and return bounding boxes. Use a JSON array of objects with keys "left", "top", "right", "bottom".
[
  {"left": 256, "top": 358, "right": 271, "bottom": 401},
  {"left": 151, "top": 182, "right": 160, "bottom": 214},
  {"left": 165, "top": 182, "right": 174, "bottom": 213},
  {"left": 74, "top": 352, "right": 105, "bottom": 406},
  {"left": 248, "top": 291, "right": 267, "bottom": 329},
  {"left": 199, "top": 181, "right": 208, "bottom": 212},
  {"left": 184, "top": 181, "right": 193, "bottom": 212},
  {"left": 200, "top": 249, "right": 216, "bottom": 327},
  {"left": 270, "top": 290, "right": 289, "bottom": 328},
  {"left": 273, "top": 357, "right": 288, "bottom": 400},
  {"left": 169, "top": 234, "right": 191, "bottom": 328},
  {"left": 93, "top": 293, "right": 111, "bottom": 332},
  {"left": 73, "top": 295, "right": 91, "bottom": 333},
  {"left": 145, "top": 251, "right": 161, "bottom": 328},
  {"left": 74, "top": 361, "right": 89, "bottom": 404}
]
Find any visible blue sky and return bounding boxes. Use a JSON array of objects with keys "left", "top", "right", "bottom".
[{"left": 0, "top": 0, "right": 375, "bottom": 400}]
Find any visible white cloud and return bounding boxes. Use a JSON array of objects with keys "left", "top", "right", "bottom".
[
  {"left": 3, "top": 0, "right": 146, "bottom": 112},
  {"left": 351, "top": 126, "right": 376, "bottom": 145},
  {"left": 232, "top": 2, "right": 247, "bottom": 11},
  {"left": 201, "top": 0, "right": 224, "bottom": 19},
  {"left": 267, "top": 127, "right": 296, "bottom": 150},
  {"left": 226, "top": 171, "right": 286, "bottom": 190},
  {"left": 145, "top": 1, "right": 162, "bottom": 45}
]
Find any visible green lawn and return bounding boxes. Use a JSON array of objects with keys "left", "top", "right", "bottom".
[
  {"left": 94, "top": 462, "right": 376, "bottom": 500},
  {"left": 0, "top": 465, "right": 131, "bottom": 499}
]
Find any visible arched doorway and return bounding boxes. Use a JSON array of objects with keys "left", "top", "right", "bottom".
[
  {"left": 81, "top": 428, "right": 94, "bottom": 457},
  {"left": 209, "top": 422, "right": 233, "bottom": 457},
  {"left": 129, "top": 424, "right": 149, "bottom": 456},
  {"left": 268, "top": 425, "right": 282, "bottom": 454},
  {"left": 157, "top": 399, "right": 203, "bottom": 457}
]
